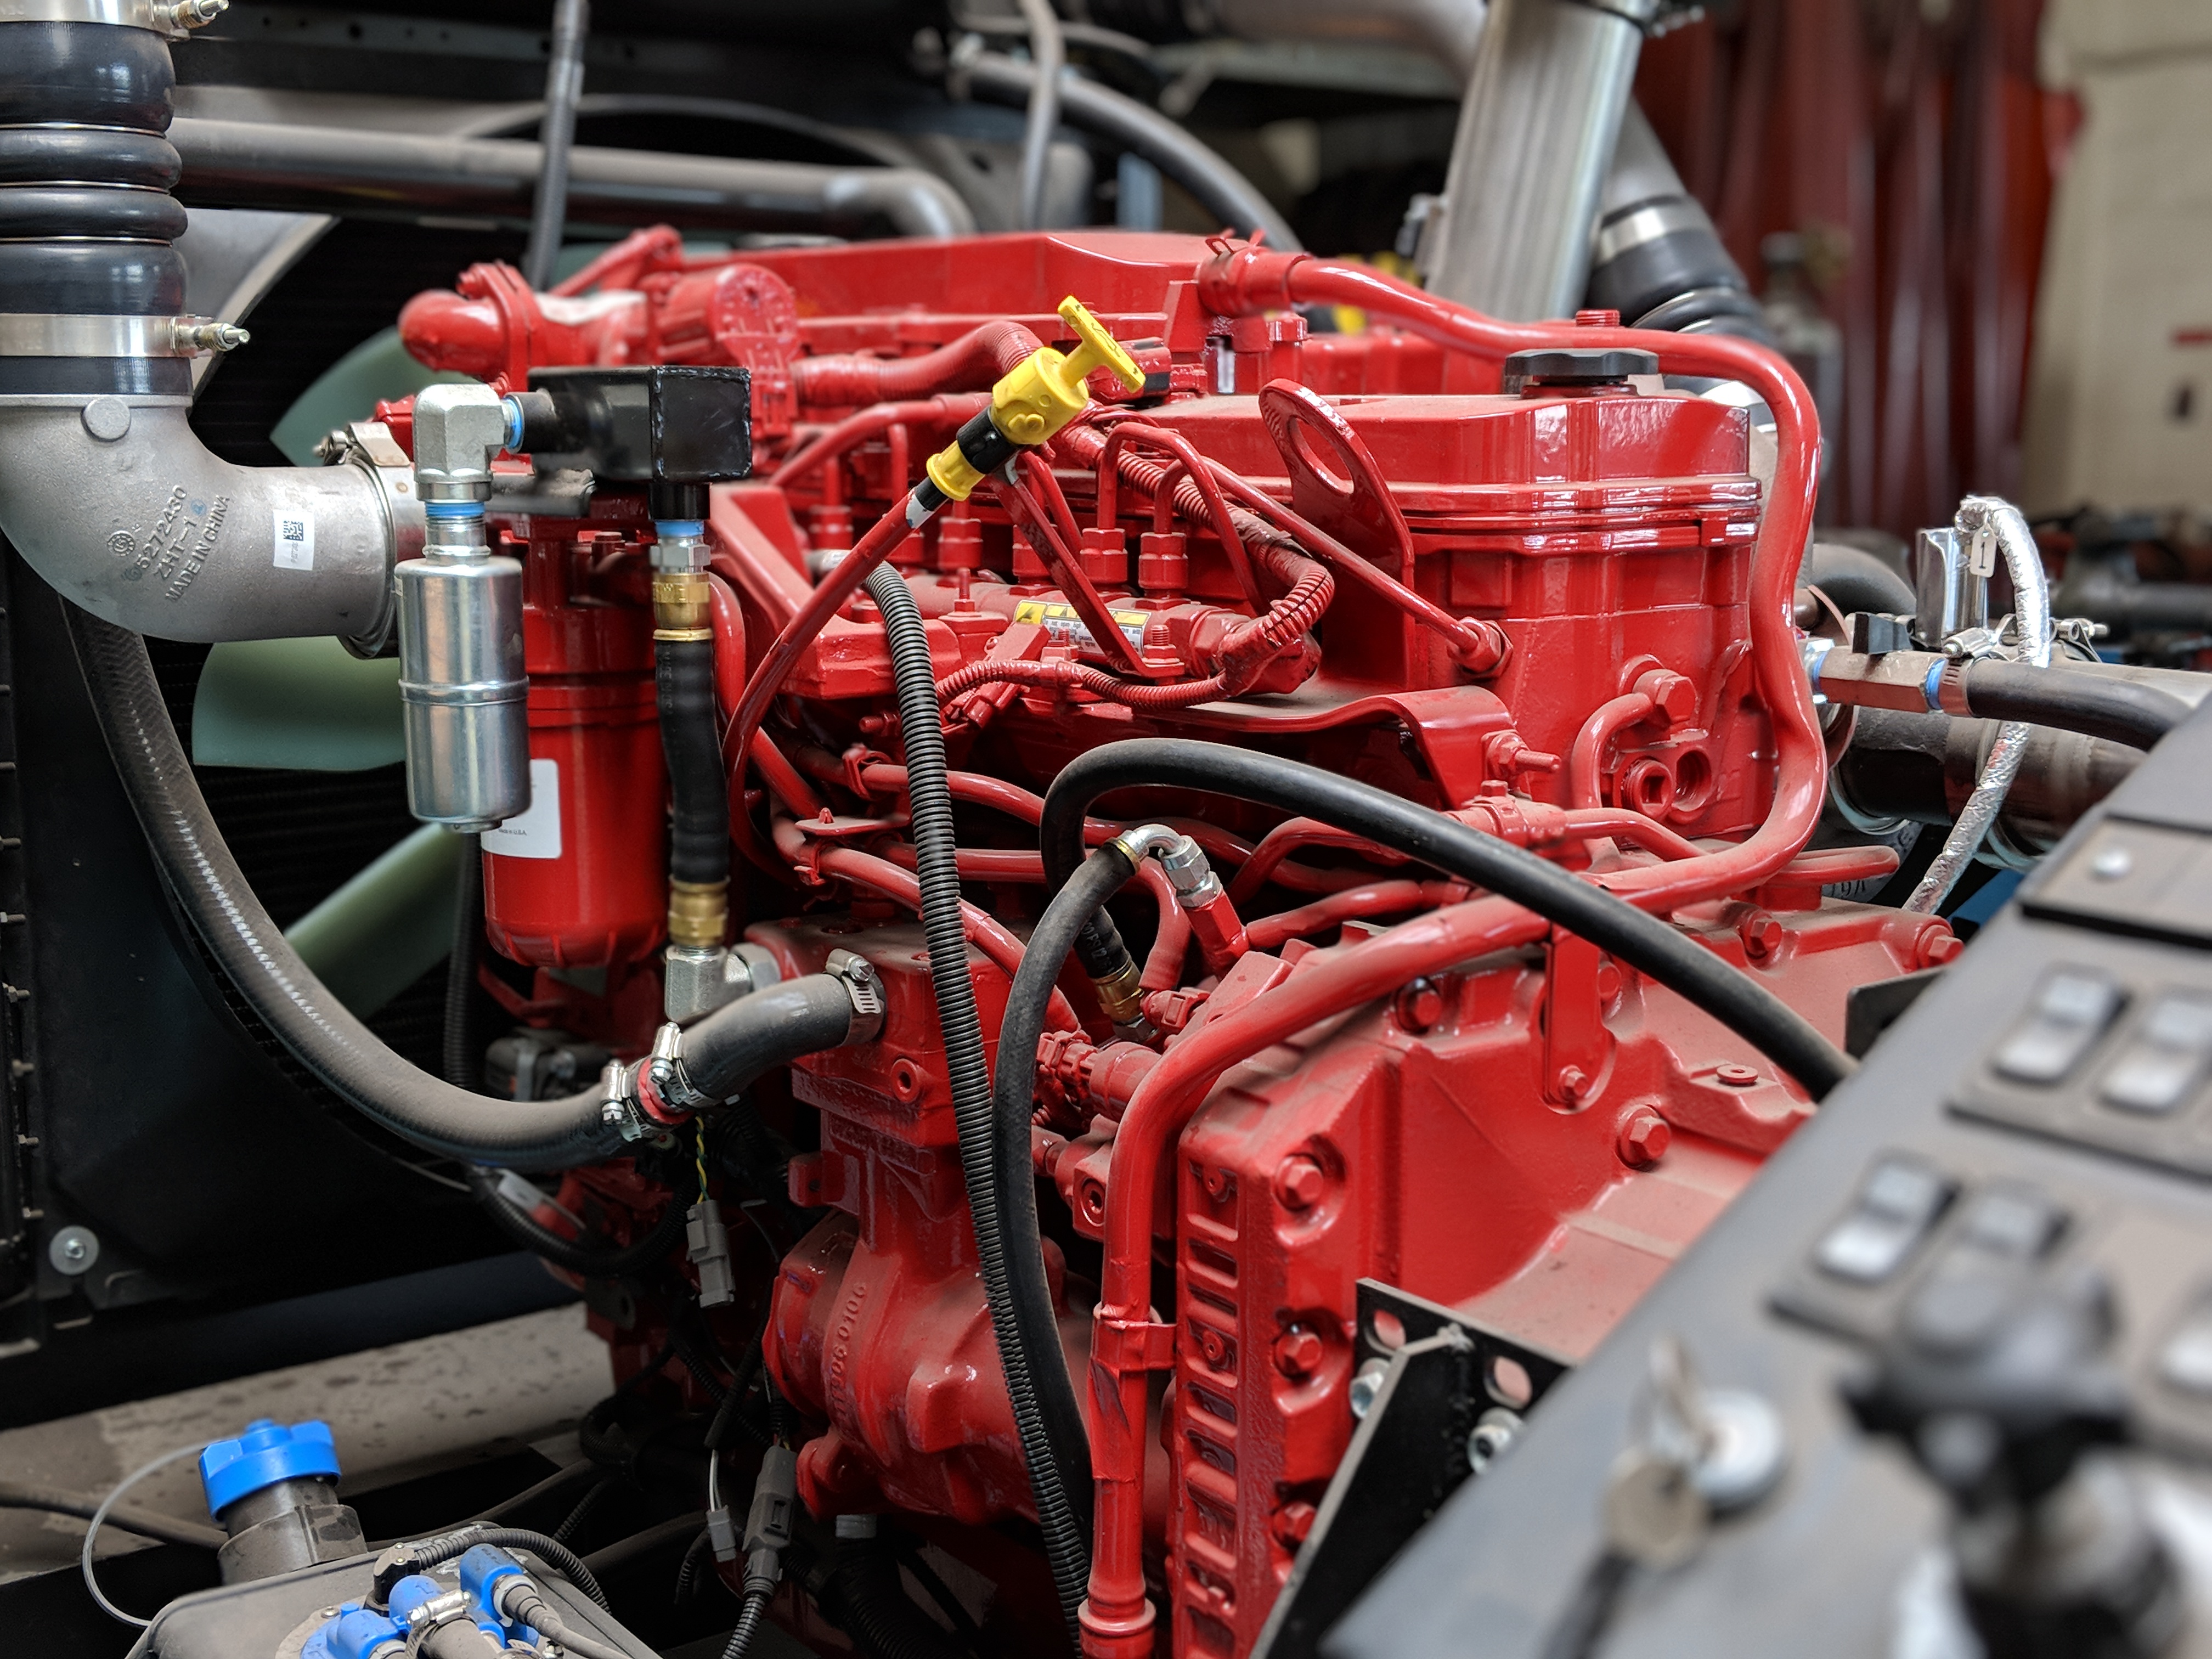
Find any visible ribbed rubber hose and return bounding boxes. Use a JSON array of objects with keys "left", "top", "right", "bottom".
[
  {"left": 465, "top": 1166, "right": 690, "bottom": 1277},
  {"left": 65, "top": 606, "right": 620, "bottom": 1172},
  {"left": 988, "top": 846, "right": 1135, "bottom": 1539},
  {"left": 1961, "top": 661, "right": 2192, "bottom": 752},
  {"left": 1039, "top": 741, "right": 1855, "bottom": 1101},
  {"left": 862, "top": 564, "right": 1089, "bottom": 1647}
]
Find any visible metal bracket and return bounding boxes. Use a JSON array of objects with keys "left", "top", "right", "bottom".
[{"left": 1093, "top": 1315, "right": 1177, "bottom": 1378}]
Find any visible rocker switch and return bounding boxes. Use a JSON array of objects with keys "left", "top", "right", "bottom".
[
  {"left": 2100, "top": 994, "right": 2212, "bottom": 1115},
  {"left": 1814, "top": 1156, "right": 1954, "bottom": 1284},
  {"left": 1991, "top": 969, "right": 2125, "bottom": 1085}
]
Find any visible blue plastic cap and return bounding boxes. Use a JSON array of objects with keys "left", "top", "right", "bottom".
[
  {"left": 655, "top": 519, "right": 707, "bottom": 540},
  {"left": 459, "top": 1544, "right": 524, "bottom": 1626},
  {"left": 198, "top": 1418, "right": 342, "bottom": 1517}
]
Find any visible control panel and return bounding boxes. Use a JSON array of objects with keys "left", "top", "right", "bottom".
[{"left": 1324, "top": 704, "right": 2212, "bottom": 1659}]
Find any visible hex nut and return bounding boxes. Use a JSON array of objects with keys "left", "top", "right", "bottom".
[
  {"left": 1617, "top": 1108, "right": 1671, "bottom": 1170},
  {"left": 1273, "top": 1325, "right": 1324, "bottom": 1378},
  {"left": 1272, "top": 1154, "right": 1326, "bottom": 1212}
]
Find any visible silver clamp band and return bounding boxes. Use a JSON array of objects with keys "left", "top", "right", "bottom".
[
  {"left": 0, "top": 0, "right": 226, "bottom": 36},
  {"left": 1592, "top": 199, "right": 1712, "bottom": 266},
  {"left": 0, "top": 313, "right": 248, "bottom": 358},
  {"left": 317, "top": 421, "right": 416, "bottom": 658},
  {"left": 823, "top": 948, "right": 885, "bottom": 1042}
]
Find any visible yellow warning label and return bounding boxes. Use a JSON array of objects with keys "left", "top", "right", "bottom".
[{"left": 1011, "top": 600, "right": 1149, "bottom": 652}]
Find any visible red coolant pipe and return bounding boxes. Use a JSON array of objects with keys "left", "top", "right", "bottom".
[
  {"left": 791, "top": 320, "right": 1040, "bottom": 409},
  {"left": 1077, "top": 256, "right": 1830, "bottom": 1656}
]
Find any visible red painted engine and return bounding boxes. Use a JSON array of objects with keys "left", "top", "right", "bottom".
[{"left": 395, "top": 228, "right": 1949, "bottom": 1658}]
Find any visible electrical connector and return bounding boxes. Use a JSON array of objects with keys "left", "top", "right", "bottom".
[
  {"left": 686, "top": 1200, "right": 737, "bottom": 1308},
  {"left": 743, "top": 1444, "right": 800, "bottom": 1598}
]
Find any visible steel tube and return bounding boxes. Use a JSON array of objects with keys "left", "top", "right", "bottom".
[{"left": 168, "top": 117, "right": 977, "bottom": 239}]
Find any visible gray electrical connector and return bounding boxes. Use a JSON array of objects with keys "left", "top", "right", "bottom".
[
  {"left": 686, "top": 1200, "right": 736, "bottom": 1308},
  {"left": 399, "top": 384, "right": 529, "bottom": 831},
  {"left": 743, "top": 1444, "right": 799, "bottom": 1596}
]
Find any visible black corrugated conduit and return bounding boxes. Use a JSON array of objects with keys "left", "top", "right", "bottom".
[{"left": 861, "top": 565, "right": 1090, "bottom": 1647}]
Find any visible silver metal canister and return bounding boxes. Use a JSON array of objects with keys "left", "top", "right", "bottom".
[{"left": 399, "top": 385, "right": 528, "bottom": 830}]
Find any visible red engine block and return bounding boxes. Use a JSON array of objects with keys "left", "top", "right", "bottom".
[{"left": 396, "top": 228, "right": 1939, "bottom": 1659}]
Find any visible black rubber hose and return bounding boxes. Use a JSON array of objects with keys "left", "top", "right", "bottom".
[
  {"left": 66, "top": 606, "right": 621, "bottom": 1171},
  {"left": 0, "top": 1483, "right": 224, "bottom": 1549},
  {"left": 658, "top": 635, "right": 729, "bottom": 891},
  {"left": 821, "top": 1534, "right": 967, "bottom": 1659},
  {"left": 962, "top": 51, "right": 1299, "bottom": 250},
  {"left": 987, "top": 851, "right": 1135, "bottom": 1537},
  {"left": 443, "top": 834, "right": 483, "bottom": 1090},
  {"left": 466, "top": 1166, "right": 691, "bottom": 1277},
  {"left": 1040, "top": 741, "right": 1857, "bottom": 1101},
  {"left": 680, "top": 975, "right": 857, "bottom": 1103},
  {"left": 0, "top": 20, "right": 190, "bottom": 398},
  {"left": 862, "top": 564, "right": 1090, "bottom": 1645},
  {"left": 1961, "top": 661, "right": 2193, "bottom": 752},
  {"left": 721, "top": 1589, "right": 771, "bottom": 1659}
]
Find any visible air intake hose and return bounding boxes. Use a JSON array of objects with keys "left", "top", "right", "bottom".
[{"left": 0, "top": 13, "right": 405, "bottom": 645}]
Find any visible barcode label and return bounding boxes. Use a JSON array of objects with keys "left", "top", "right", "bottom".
[{"left": 272, "top": 507, "right": 315, "bottom": 571}]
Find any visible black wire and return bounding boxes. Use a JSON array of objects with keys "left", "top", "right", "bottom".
[
  {"left": 466, "top": 1166, "right": 690, "bottom": 1277},
  {"left": 1539, "top": 1550, "right": 1634, "bottom": 1659},
  {"left": 443, "top": 834, "right": 482, "bottom": 1090},
  {"left": 551, "top": 1477, "right": 616, "bottom": 1546},
  {"left": 1038, "top": 741, "right": 1855, "bottom": 1101}
]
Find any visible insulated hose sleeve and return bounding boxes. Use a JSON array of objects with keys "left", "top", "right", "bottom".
[
  {"left": 861, "top": 563, "right": 1091, "bottom": 1646},
  {"left": 658, "top": 635, "right": 729, "bottom": 890},
  {"left": 1039, "top": 741, "right": 1855, "bottom": 1101},
  {"left": 65, "top": 605, "right": 623, "bottom": 1171},
  {"left": 1960, "top": 661, "right": 2192, "bottom": 752}
]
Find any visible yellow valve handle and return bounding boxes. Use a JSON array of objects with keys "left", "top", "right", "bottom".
[{"left": 989, "top": 295, "right": 1145, "bottom": 447}]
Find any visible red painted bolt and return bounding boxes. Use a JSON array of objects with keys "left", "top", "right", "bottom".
[
  {"left": 1739, "top": 912, "right": 1784, "bottom": 960},
  {"left": 1273, "top": 1325, "right": 1324, "bottom": 1378},
  {"left": 1555, "top": 1066, "right": 1588, "bottom": 1105},
  {"left": 1617, "top": 1109, "right": 1671, "bottom": 1170},
  {"left": 1273, "top": 1154, "right": 1327, "bottom": 1212},
  {"left": 1393, "top": 977, "right": 1444, "bottom": 1033},
  {"left": 1271, "top": 1500, "right": 1318, "bottom": 1550},
  {"left": 1715, "top": 1063, "right": 1760, "bottom": 1088}
]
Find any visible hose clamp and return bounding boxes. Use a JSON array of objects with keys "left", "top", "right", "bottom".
[
  {"left": 1591, "top": 198, "right": 1712, "bottom": 266},
  {"left": 316, "top": 420, "right": 418, "bottom": 658},
  {"left": 1934, "top": 661, "right": 1974, "bottom": 719},
  {"left": 823, "top": 948, "right": 885, "bottom": 1043},
  {"left": 599, "top": 1058, "right": 663, "bottom": 1144},
  {"left": 0, "top": 0, "right": 226, "bottom": 37},
  {"left": 0, "top": 313, "right": 247, "bottom": 358}
]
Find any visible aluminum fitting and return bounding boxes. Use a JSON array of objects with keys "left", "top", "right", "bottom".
[
  {"left": 411, "top": 383, "right": 510, "bottom": 502},
  {"left": 651, "top": 520, "right": 712, "bottom": 575},
  {"left": 1113, "top": 824, "right": 1224, "bottom": 910},
  {"left": 665, "top": 942, "right": 781, "bottom": 1025},
  {"left": 823, "top": 948, "right": 887, "bottom": 1043}
]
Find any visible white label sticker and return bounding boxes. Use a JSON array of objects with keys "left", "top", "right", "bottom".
[
  {"left": 272, "top": 506, "right": 315, "bottom": 571},
  {"left": 483, "top": 758, "right": 562, "bottom": 860}
]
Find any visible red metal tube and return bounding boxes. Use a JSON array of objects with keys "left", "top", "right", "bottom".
[
  {"left": 1568, "top": 692, "right": 1658, "bottom": 809},
  {"left": 769, "top": 394, "right": 986, "bottom": 489},
  {"left": 790, "top": 320, "right": 1040, "bottom": 409},
  {"left": 1242, "top": 880, "right": 1463, "bottom": 951}
]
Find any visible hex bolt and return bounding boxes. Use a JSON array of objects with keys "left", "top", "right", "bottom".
[
  {"left": 1617, "top": 1108, "right": 1672, "bottom": 1170},
  {"left": 1468, "top": 1407, "right": 1523, "bottom": 1472},
  {"left": 1737, "top": 912, "right": 1783, "bottom": 960},
  {"left": 1393, "top": 977, "right": 1444, "bottom": 1033},
  {"left": 1554, "top": 1065, "right": 1588, "bottom": 1105},
  {"left": 1273, "top": 1325, "right": 1324, "bottom": 1379},
  {"left": 1270, "top": 1500, "right": 1317, "bottom": 1550},
  {"left": 1272, "top": 1153, "right": 1326, "bottom": 1212},
  {"left": 1348, "top": 1358, "right": 1391, "bottom": 1420}
]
